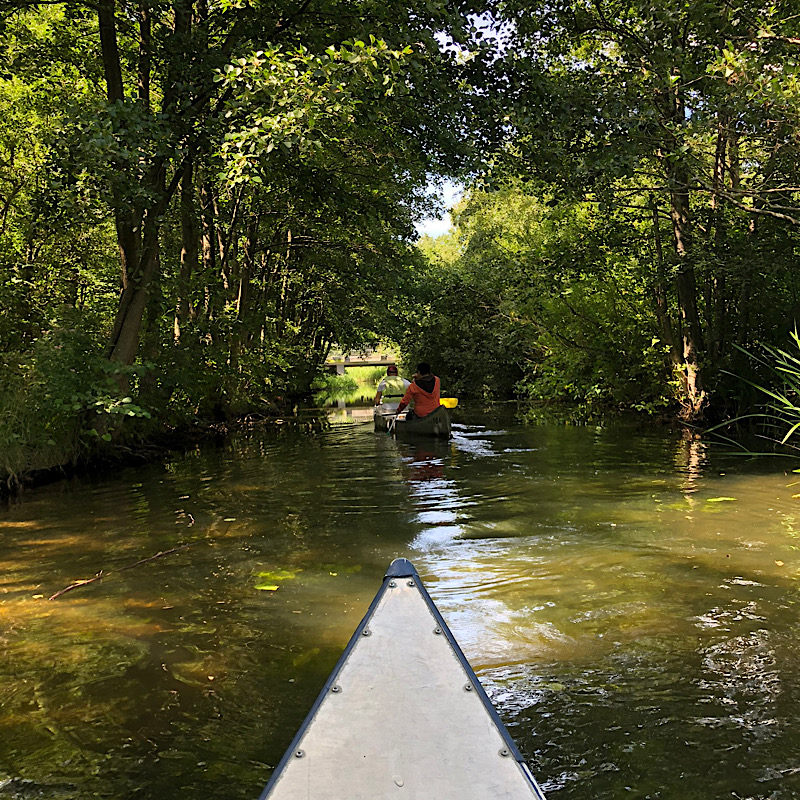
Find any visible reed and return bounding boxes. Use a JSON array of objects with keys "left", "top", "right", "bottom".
[{"left": 721, "top": 329, "right": 800, "bottom": 451}]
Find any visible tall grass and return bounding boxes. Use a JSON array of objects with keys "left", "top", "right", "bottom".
[
  {"left": 719, "top": 330, "right": 800, "bottom": 451},
  {"left": 312, "top": 366, "right": 388, "bottom": 394},
  {"left": 748, "top": 331, "right": 800, "bottom": 445},
  {"left": 311, "top": 366, "right": 390, "bottom": 406},
  {"left": 346, "top": 365, "right": 389, "bottom": 386}
]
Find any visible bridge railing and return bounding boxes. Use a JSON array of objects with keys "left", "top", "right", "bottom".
[{"left": 324, "top": 349, "right": 398, "bottom": 375}]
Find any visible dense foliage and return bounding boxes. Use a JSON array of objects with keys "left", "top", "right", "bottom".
[
  {"left": 402, "top": 0, "right": 800, "bottom": 423},
  {"left": 5, "top": 0, "right": 800, "bottom": 483},
  {"left": 0, "top": 0, "right": 490, "bottom": 483},
  {"left": 407, "top": 186, "right": 678, "bottom": 411}
]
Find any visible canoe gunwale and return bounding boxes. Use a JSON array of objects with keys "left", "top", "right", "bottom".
[
  {"left": 258, "top": 558, "right": 545, "bottom": 800},
  {"left": 379, "top": 560, "right": 533, "bottom": 770}
]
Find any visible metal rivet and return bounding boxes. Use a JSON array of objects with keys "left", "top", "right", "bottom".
[
  {"left": 499, "top": 748, "right": 510, "bottom": 757},
  {"left": 295, "top": 750, "right": 305, "bottom": 758},
  {"left": 407, "top": 580, "right": 415, "bottom": 587},
  {"left": 433, "top": 626, "right": 442, "bottom": 635},
  {"left": 331, "top": 685, "right": 341, "bottom": 693},
  {"left": 388, "top": 580, "right": 397, "bottom": 588},
  {"left": 464, "top": 683, "right": 473, "bottom": 692},
  {"left": 362, "top": 629, "right": 371, "bottom": 637}
]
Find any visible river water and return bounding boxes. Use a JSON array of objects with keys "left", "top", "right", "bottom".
[{"left": 1, "top": 409, "right": 800, "bottom": 799}]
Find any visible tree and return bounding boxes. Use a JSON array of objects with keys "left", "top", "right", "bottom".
[
  {"left": 492, "top": 0, "right": 800, "bottom": 419},
  {"left": 410, "top": 183, "right": 677, "bottom": 411},
  {"left": 0, "top": 0, "right": 500, "bottom": 481}
]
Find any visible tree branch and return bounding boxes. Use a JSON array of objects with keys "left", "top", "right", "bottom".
[{"left": 48, "top": 543, "right": 193, "bottom": 600}]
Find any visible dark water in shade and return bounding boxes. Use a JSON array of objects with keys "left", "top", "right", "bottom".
[{"left": 2, "top": 409, "right": 800, "bottom": 799}]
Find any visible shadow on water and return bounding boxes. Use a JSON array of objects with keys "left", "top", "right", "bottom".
[{"left": 2, "top": 405, "right": 800, "bottom": 798}]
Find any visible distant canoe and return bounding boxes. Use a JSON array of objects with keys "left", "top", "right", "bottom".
[
  {"left": 374, "top": 404, "right": 452, "bottom": 438},
  {"left": 258, "top": 558, "right": 547, "bottom": 800}
]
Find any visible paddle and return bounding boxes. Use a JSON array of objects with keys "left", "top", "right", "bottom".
[{"left": 440, "top": 397, "right": 459, "bottom": 409}]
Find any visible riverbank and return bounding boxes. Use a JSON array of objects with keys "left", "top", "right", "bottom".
[
  {"left": 0, "top": 366, "right": 388, "bottom": 500},
  {"left": 0, "top": 409, "right": 331, "bottom": 501},
  {"left": 4, "top": 360, "right": 772, "bottom": 501},
  {"left": 1, "top": 400, "right": 692, "bottom": 503}
]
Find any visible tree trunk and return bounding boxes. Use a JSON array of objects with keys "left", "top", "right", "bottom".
[
  {"left": 138, "top": 0, "right": 151, "bottom": 109},
  {"left": 98, "top": 0, "right": 124, "bottom": 106},
  {"left": 100, "top": 0, "right": 192, "bottom": 373},
  {"left": 708, "top": 114, "right": 728, "bottom": 364},
  {"left": 649, "top": 197, "right": 681, "bottom": 367},
  {"left": 276, "top": 228, "right": 293, "bottom": 338},
  {"left": 105, "top": 213, "right": 162, "bottom": 366},
  {"left": 666, "top": 157, "right": 706, "bottom": 419},
  {"left": 174, "top": 158, "right": 197, "bottom": 343},
  {"left": 657, "top": 71, "right": 706, "bottom": 420},
  {"left": 99, "top": 0, "right": 143, "bottom": 299},
  {"left": 197, "top": 179, "right": 216, "bottom": 324},
  {"left": 99, "top": 0, "right": 147, "bottom": 370},
  {"left": 229, "top": 211, "right": 259, "bottom": 375}
]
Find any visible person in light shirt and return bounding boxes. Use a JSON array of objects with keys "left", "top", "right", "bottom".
[{"left": 374, "top": 365, "right": 410, "bottom": 412}]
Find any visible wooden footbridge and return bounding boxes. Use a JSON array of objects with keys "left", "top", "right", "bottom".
[{"left": 325, "top": 348, "right": 398, "bottom": 375}]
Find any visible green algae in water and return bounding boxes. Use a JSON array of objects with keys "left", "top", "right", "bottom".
[{"left": 256, "top": 568, "right": 301, "bottom": 581}]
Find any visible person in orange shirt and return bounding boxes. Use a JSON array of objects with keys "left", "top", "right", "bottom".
[{"left": 396, "top": 362, "right": 441, "bottom": 419}]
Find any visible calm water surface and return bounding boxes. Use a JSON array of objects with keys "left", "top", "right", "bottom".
[{"left": 2, "top": 410, "right": 800, "bottom": 799}]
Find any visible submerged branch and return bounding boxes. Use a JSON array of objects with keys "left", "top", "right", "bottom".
[
  {"left": 48, "top": 571, "right": 105, "bottom": 600},
  {"left": 48, "top": 542, "right": 193, "bottom": 600}
]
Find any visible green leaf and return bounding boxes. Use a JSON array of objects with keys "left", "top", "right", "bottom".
[{"left": 257, "top": 569, "right": 300, "bottom": 581}]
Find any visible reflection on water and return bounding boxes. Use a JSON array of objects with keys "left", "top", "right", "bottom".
[{"left": 2, "top": 411, "right": 800, "bottom": 798}]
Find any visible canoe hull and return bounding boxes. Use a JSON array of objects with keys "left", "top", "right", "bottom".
[
  {"left": 259, "top": 559, "right": 546, "bottom": 800},
  {"left": 373, "top": 406, "right": 394, "bottom": 432},
  {"left": 373, "top": 404, "right": 451, "bottom": 438}
]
